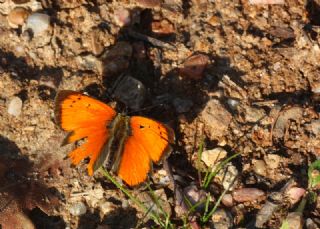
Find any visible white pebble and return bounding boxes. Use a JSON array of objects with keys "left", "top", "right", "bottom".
[
  {"left": 201, "top": 147, "right": 228, "bottom": 169},
  {"left": 8, "top": 96, "right": 22, "bottom": 117},
  {"left": 227, "top": 98, "right": 239, "bottom": 110},
  {"left": 26, "top": 13, "right": 50, "bottom": 36},
  {"left": 69, "top": 202, "right": 87, "bottom": 216}
]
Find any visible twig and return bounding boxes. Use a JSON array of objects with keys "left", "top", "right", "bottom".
[{"left": 127, "top": 29, "right": 176, "bottom": 50}]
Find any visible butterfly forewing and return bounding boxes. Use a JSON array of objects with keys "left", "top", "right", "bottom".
[{"left": 54, "top": 90, "right": 116, "bottom": 175}]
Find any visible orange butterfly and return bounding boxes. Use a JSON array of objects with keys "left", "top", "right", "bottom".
[{"left": 54, "top": 90, "right": 174, "bottom": 186}]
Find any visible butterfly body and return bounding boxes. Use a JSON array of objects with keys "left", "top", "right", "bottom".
[{"left": 55, "top": 90, "right": 174, "bottom": 186}]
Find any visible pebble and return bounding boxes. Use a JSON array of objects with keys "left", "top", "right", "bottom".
[
  {"left": 255, "top": 200, "right": 278, "bottom": 227},
  {"left": 311, "top": 81, "right": 320, "bottom": 94},
  {"left": 264, "top": 154, "right": 281, "bottom": 170},
  {"left": 180, "top": 54, "right": 209, "bottom": 80},
  {"left": 285, "top": 212, "right": 303, "bottom": 229},
  {"left": 114, "top": 8, "right": 131, "bottom": 27},
  {"left": 26, "top": 13, "right": 50, "bottom": 36},
  {"left": 201, "top": 99, "right": 232, "bottom": 140},
  {"left": 99, "top": 201, "right": 117, "bottom": 216},
  {"left": 136, "top": 0, "right": 161, "bottom": 8},
  {"left": 172, "top": 97, "right": 193, "bottom": 113},
  {"left": 252, "top": 160, "right": 267, "bottom": 177},
  {"left": 183, "top": 185, "right": 207, "bottom": 211},
  {"left": 136, "top": 189, "right": 171, "bottom": 216},
  {"left": 7, "top": 96, "right": 22, "bottom": 117},
  {"left": 102, "top": 41, "right": 132, "bottom": 77},
  {"left": 232, "top": 188, "right": 265, "bottom": 202},
  {"left": 273, "top": 107, "right": 303, "bottom": 140},
  {"left": 69, "top": 202, "right": 87, "bottom": 216},
  {"left": 243, "top": 106, "right": 266, "bottom": 123},
  {"left": 227, "top": 98, "right": 239, "bottom": 110},
  {"left": 208, "top": 15, "right": 220, "bottom": 26},
  {"left": 151, "top": 19, "right": 175, "bottom": 35},
  {"left": 306, "top": 218, "right": 318, "bottom": 229},
  {"left": 7, "top": 7, "right": 29, "bottom": 28},
  {"left": 286, "top": 187, "right": 305, "bottom": 205},
  {"left": 76, "top": 55, "right": 102, "bottom": 73},
  {"left": 309, "top": 119, "right": 320, "bottom": 135},
  {"left": 216, "top": 163, "right": 238, "bottom": 190},
  {"left": 201, "top": 147, "right": 227, "bottom": 170},
  {"left": 211, "top": 208, "right": 233, "bottom": 229},
  {"left": 221, "top": 193, "right": 234, "bottom": 207},
  {"left": 113, "top": 75, "right": 146, "bottom": 110}
]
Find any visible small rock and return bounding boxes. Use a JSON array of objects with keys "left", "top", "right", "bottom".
[
  {"left": 252, "top": 160, "right": 267, "bottom": 177},
  {"left": 114, "top": 8, "right": 131, "bottom": 27},
  {"left": 102, "top": 41, "right": 132, "bottom": 77},
  {"left": 99, "top": 201, "right": 117, "bottom": 216},
  {"left": 8, "top": 96, "right": 22, "bottom": 117},
  {"left": 7, "top": 7, "right": 29, "bottom": 28},
  {"left": 208, "top": 15, "right": 220, "bottom": 26},
  {"left": 180, "top": 54, "right": 209, "bottom": 80},
  {"left": 151, "top": 19, "right": 175, "bottom": 35},
  {"left": 264, "top": 154, "right": 281, "bottom": 170},
  {"left": 311, "top": 81, "right": 320, "bottom": 94},
  {"left": 216, "top": 163, "right": 238, "bottom": 190},
  {"left": 201, "top": 147, "right": 227, "bottom": 170},
  {"left": 136, "top": 189, "right": 171, "bottom": 217},
  {"left": 172, "top": 97, "right": 193, "bottom": 113},
  {"left": 183, "top": 185, "right": 207, "bottom": 211},
  {"left": 201, "top": 99, "right": 232, "bottom": 140},
  {"left": 309, "top": 119, "right": 320, "bottom": 135},
  {"left": 221, "top": 193, "right": 234, "bottom": 207},
  {"left": 211, "top": 208, "right": 233, "bottom": 229},
  {"left": 273, "top": 107, "right": 303, "bottom": 140},
  {"left": 273, "top": 62, "right": 281, "bottom": 71},
  {"left": 136, "top": 0, "right": 161, "bottom": 8},
  {"left": 227, "top": 98, "right": 239, "bottom": 110},
  {"left": 153, "top": 169, "right": 171, "bottom": 185},
  {"left": 26, "top": 13, "right": 50, "bottom": 36},
  {"left": 76, "top": 55, "right": 102, "bottom": 73},
  {"left": 306, "top": 218, "right": 318, "bottom": 229},
  {"left": 113, "top": 75, "right": 146, "bottom": 110},
  {"left": 286, "top": 187, "right": 305, "bottom": 205},
  {"left": 255, "top": 201, "right": 279, "bottom": 227},
  {"left": 243, "top": 106, "right": 266, "bottom": 123},
  {"left": 232, "top": 188, "right": 265, "bottom": 202},
  {"left": 90, "top": 31, "right": 104, "bottom": 56},
  {"left": 285, "top": 212, "right": 303, "bottom": 229},
  {"left": 69, "top": 202, "right": 87, "bottom": 216}
]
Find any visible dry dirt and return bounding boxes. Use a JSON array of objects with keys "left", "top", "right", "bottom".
[{"left": 0, "top": 0, "right": 320, "bottom": 228}]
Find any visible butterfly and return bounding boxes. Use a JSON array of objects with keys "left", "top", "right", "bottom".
[{"left": 54, "top": 90, "right": 175, "bottom": 186}]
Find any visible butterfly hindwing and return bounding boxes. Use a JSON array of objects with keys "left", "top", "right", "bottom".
[
  {"left": 117, "top": 116, "right": 175, "bottom": 186},
  {"left": 54, "top": 90, "right": 117, "bottom": 175}
]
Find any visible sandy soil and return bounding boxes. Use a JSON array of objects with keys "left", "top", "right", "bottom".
[{"left": 0, "top": 0, "right": 320, "bottom": 228}]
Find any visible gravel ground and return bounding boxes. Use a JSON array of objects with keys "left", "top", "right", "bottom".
[{"left": 0, "top": 0, "right": 320, "bottom": 228}]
